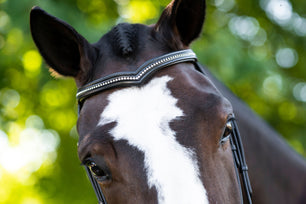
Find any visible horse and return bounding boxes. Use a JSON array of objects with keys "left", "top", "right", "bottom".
[{"left": 30, "top": 0, "right": 306, "bottom": 203}]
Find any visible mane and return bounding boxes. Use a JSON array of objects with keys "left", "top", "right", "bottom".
[{"left": 110, "top": 23, "right": 137, "bottom": 57}]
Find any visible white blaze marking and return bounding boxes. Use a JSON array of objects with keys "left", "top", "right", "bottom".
[{"left": 98, "top": 76, "right": 208, "bottom": 204}]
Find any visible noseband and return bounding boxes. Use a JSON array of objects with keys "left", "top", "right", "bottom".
[{"left": 76, "top": 49, "right": 252, "bottom": 204}]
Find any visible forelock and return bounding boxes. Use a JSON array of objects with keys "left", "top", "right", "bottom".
[{"left": 110, "top": 23, "right": 138, "bottom": 57}]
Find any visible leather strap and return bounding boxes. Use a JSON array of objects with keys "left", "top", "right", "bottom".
[
  {"left": 85, "top": 166, "right": 107, "bottom": 204},
  {"left": 229, "top": 117, "right": 253, "bottom": 204},
  {"left": 77, "top": 49, "right": 197, "bottom": 103}
]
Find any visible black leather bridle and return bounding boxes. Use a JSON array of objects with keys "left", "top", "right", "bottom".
[{"left": 76, "top": 49, "right": 252, "bottom": 204}]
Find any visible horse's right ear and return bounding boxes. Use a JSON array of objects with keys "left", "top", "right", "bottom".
[
  {"left": 155, "top": 0, "right": 205, "bottom": 47},
  {"left": 30, "top": 7, "right": 96, "bottom": 80}
]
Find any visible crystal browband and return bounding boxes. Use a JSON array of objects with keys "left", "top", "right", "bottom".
[{"left": 76, "top": 49, "right": 197, "bottom": 103}]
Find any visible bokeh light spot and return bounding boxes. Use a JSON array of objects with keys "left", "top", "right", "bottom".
[
  {"left": 8, "top": 123, "right": 22, "bottom": 145},
  {"left": 5, "top": 28, "right": 23, "bottom": 53},
  {"left": 49, "top": 110, "right": 76, "bottom": 131},
  {"left": 0, "top": 89, "right": 20, "bottom": 108},
  {"left": 123, "top": 1, "right": 157, "bottom": 22},
  {"left": 248, "top": 46, "right": 268, "bottom": 61},
  {"left": 263, "top": 75, "right": 283, "bottom": 99},
  {"left": 114, "top": 0, "right": 130, "bottom": 5},
  {"left": 278, "top": 102, "right": 297, "bottom": 120},
  {"left": 292, "top": 14, "right": 306, "bottom": 36},
  {"left": 77, "top": 0, "right": 107, "bottom": 23},
  {"left": 22, "top": 50, "right": 42, "bottom": 75},
  {"left": 268, "top": 0, "right": 292, "bottom": 20},
  {"left": 22, "top": 197, "right": 42, "bottom": 204},
  {"left": 275, "top": 48, "right": 298, "bottom": 68},
  {"left": 214, "top": 0, "right": 235, "bottom": 12},
  {"left": 251, "top": 28, "right": 267, "bottom": 46},
  {"left": 40, "top": 81, "right": 71, "bottom": 108},
  {"left": 229, "top": 16, "right": 260, "bottom": 41},
  {"left": 0, "top": 11, "right": 10, "bottom": 28},
  {"left": 0, "top": 130, "right": 9, "bottom": 152},
  {"left": 0, "top": 127, "right": 60, "bottom": 174},
  {"left": 26, "top": 115, "right": 44, "bottom": 129},
  {"left": 262, "top": 0, "right": 292, "bottom": 25},
  {"left": 293, "top": 83, "right": 306, "bottom": 102}
]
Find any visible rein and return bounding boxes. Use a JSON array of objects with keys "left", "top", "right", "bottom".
[{"left": 76, "top": 49, "right": 252, "bottom": 204}]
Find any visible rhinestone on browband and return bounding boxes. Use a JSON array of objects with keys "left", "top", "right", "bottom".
[{"left": 76, "top": 49, "right": 197, "bottom": 103}]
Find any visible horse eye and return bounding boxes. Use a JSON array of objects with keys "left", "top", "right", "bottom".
[
  {"left": 86, "top": 160, "right": 111, "bottom": 182},
  {"left": 221, "top": 121, "right": 232, "bottom": 144}
]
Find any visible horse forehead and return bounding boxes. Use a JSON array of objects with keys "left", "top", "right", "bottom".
[
  {"left": 90, "top": 23, "right": 169, "bottom": 80},
  {"left": 77, "top": 66, "right": 230, "bottom": 139}
]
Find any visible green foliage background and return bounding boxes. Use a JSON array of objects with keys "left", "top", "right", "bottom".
[{"left": 0, "top": 0, "right": 305, "bottom": 203}]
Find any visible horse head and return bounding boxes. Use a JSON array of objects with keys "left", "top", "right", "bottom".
[{"left": 30, "top": 0, "right": 246, "bottom": 203}]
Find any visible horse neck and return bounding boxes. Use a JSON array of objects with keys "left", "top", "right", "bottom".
[{"left": 204, "top": 68, "right": 306, "bottom": 204}]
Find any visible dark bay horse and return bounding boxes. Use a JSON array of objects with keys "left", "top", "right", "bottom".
[{"left": 30, "top": 0, "right": 306, "bottom": 203}]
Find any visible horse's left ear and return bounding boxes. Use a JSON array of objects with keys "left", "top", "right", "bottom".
[
  {"left": 155, "top": 0, "right": 205, "bottom": 47},
  {"left": 30, "top": 6, "right": 97, "bottom": 83}
]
